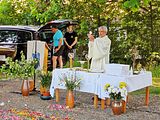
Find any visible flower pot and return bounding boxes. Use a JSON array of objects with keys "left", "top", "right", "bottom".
[
  {"left": 66, "top": 90, "right": 74, "bottom": 108},
  {"left": 111, "top": 100, "right": 122, "bottom": 115},
  {"left": 21, "top": 80, "right": 29, "bottom": 96},
  {"left": 43, "top": 91, "right": 50, "bottom": 96}
]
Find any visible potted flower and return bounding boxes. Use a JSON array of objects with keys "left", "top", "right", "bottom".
[
  {"left": 0, "top": 51, "right": 37, "bottom": 96},
  {"left": 104, "top": 82, "right": 127, "bottom": 115},
  {"left": 39, "top": 71, "right": 52, "bottom": 97},
  {"left": 60, "top": 71, "right": 81, "bottom": 108}
]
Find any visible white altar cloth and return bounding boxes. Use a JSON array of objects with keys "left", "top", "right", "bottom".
[{"left": 50, "top": 68, "right": 152, "bottom": 100}]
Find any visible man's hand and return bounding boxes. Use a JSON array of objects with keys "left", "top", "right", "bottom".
[
  {"left": 87, "top": 34, "right": 94, "bottom": 41},
  {"left": 55, "top": 48, "right": 59, "bottom": 52},
  {"left": 68, "top": 46, "right": 72, "bottom": 49}
]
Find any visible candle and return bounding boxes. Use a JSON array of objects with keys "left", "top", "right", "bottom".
[
  {"left": 87, "top": 60, "right": 89, "bottom": 72},
  {"left": 70, "top": 58, "right": 73, "bottom": 68}
]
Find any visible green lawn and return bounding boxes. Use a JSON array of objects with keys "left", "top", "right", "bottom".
[{"left": 131, "top": 78, "right": 160, "bottom": 95}]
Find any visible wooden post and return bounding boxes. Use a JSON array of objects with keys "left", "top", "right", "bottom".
[
  {"left": 126, "top": 94, "right": 129, "bottom": 103},
  {"left": 106, "top": 98, "right": 111, "bottom": 107},
  {"left": 101, "top": 99, "right": 105, "bottom": 110},
  {"left": 94, "top": 95, "right": 98, "bottom": 109},
  {"left": 55, "top": 88, "right": 60, "bottom": 103},
  {"left": 145, "top": 87, "right": 149, "bottom": 106},
  {"left": 43, "top": 43, "right": 50, "bottom": 72}
]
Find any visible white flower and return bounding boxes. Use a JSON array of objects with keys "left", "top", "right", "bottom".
[
  {"left": 119, "top": 88, "right": 127, "bottom": 98},
  {"left": 120, "top": 91, "right": 125, "bottom": 97},
  {"left": 124, "top": 90, "right": 127, "bottom": 96},
  {"left": 105, "top": 82, "right": 128, "bottom": 100},
  {"left": 112, "top": 87, "right": 118, "bottom": 94},
  {"left": 108, "top": 87, "right": 112, "bottom": 93}
]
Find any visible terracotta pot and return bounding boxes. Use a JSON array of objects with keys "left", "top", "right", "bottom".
[
  {"left": 21, "top": 80, "right": 29, "bottom": 96},
  {"left": 66, "top": 90, "right": 74, "bottom": 108},
  {"left": 111, "top": 100, "right": 122, "bottom": 115},
  {"left": 28, "top": 79, "right": 34, "bottom": 92},
  {"left": 43, "top": 91, "right": 50, "bottom": 96}
]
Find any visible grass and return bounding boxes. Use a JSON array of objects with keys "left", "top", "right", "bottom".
[
  {"left": 131, "top": 78, "right": 160, "bottom": 95},
  {"left": 150, "top": 65, "right": 160, "bottom": 78},
  {"left": 131, "top": 86, "right": 160, "bottom": 95}
]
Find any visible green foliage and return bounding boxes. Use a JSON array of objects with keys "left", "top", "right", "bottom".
[
  {"left": 60, "top": 72, "right": 81, "bottom": 91},
  {"left": 131, "top": 86, "right": 160, "bottom": 95},
  {"left": 39, "top": 71, "right": 52, "bottom": 89},
  {"left": 0, "top": 51, "right": 37, "bottom": 80},
  {"left": 123, "top": 0, "right": 151, "bottom": 12},
  {"left": 151, "top": 66, "right": 160, "bottom": 78},
  {"left": 0, "top": 0, "right": 159, "bottom": 67},
  {"left": 145, "top": 52, "right": 160, "bottom": 71},
  {"left": 144, "top": 52, "right": 160, "bottom": 78},
  {"left": 0, "top": 0, "right": 15, "bottom": 24},
  {"left": 109, "top": 0, "right": 159, "bottom": 65}
]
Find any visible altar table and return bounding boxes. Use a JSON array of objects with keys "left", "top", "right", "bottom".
[{"left": 50, "top": 68, "right": 152, "bottom": 112}]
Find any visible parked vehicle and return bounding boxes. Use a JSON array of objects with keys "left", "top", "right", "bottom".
[
  {"left": 0, "top": 26, "right": 38, "bottom": 64},
  {"left": 0, "top": 19, "right": 78, "bottom": 69}
]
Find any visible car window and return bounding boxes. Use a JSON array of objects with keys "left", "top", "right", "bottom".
[
  {"left": 17, "top": 31, "right": 33, "bottom": 43},
  {"left": 0, "top": 30, "right": 18, "bottom": 43},
  {"left": 39, "top": 31, "right": 53, "bottom": 43},
  {"left": 0, "top": 30, "right": 33, "bottom": 43}
]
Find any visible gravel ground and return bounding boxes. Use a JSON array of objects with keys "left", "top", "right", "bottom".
[{"left": 0, "top": 79, "right": 160, "bottom": 120}]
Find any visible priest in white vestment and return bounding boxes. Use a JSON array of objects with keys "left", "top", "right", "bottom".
[{"left": 88, "top": 26, "right": 111, "bottom": 72}]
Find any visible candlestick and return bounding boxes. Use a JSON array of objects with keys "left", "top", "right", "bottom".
[
  {"left": 70, "top": 58, "right": 73, "bottom": 68},
  {"left": 87, "top": 60, "right": 90, "bottom": 72},
  {"left": 68, "top": 53, "right": 74, "bottom": 69},
  {"left": 85, "top": 54, "right": 90, "bottom": 72}
]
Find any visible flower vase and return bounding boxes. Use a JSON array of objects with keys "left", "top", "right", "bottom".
[
  {"left": 66, "top": 90, "right": 74, "bottom": 108},
  {"left": 111, "top": 100, "right": 122, "bottom": 115},
  {"left": 28, "top": 79, "right": 34, "bottom": 92},
  {"left": 21, "top": 80, "right": 29, "bottom": 96}
]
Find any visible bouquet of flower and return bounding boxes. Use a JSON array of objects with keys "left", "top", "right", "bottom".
[
  {"left": 59, "top": 71, "right": 81, "bottom": 91},
  {"left": 104, "top": 82, "right": 127, "bottom": 101}
]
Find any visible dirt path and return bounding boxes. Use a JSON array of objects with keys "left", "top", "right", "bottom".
[{"left": 0, "top": 80, "right": 160, "bottom": 120}]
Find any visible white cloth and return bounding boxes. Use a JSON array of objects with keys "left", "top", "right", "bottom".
[
  {"left": 50, "top": 68, "right": 101, "bottom": 97},
  {"left": 98, "top": 71, "right": 152, "bottom": 100},
  {"left": 50, "top": 68, "right": 152, "bottom": 101},
  {"left": 88, "top": 35, "right": 111, "bottom": 72},
  {"left": 27, "top": 41, "right": 46, "bottom": 70}
]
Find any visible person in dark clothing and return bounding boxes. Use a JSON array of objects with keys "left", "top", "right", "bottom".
[{"left": 64, "top": 25, "right": 78, "bottom": 62}]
